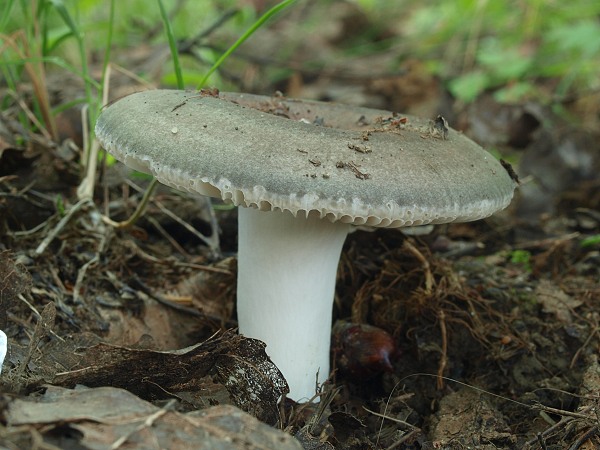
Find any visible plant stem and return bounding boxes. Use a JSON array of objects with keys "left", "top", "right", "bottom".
[{"left": 197, "top": 0, "right": 296, "bottom": 88}]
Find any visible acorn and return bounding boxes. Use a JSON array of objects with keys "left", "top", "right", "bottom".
[{"left": 332, "top": 320, "right": 397, "bottom": 380}]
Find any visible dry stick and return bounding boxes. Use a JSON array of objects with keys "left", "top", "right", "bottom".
[
  {"left": 110, "top": 63, "right": 156, "bottom": 88},
  {"left": 78, "top": 64, "right": 111, "bottom": 200},
  {"left": 80, "top": 104, "right": 90, "bottom": 172},
  {"left": 570, "top": 322, "right": 599, "bottom": 369},
  {"left": 437, "top": 309, "right": 448, "bottom": 390},
  {"left": 154, "top": 198, "right": 220, "bottom": 255},
  {"left": 17, "top": 294, "right": 64, "bottom": 343},
  {"left": 109, "top": 399, "right": 176, "bottom": 450},
  {"left": 514, "top": 232, "right": 580, "bottom": 250},
  {"left": 537, "top": 433, "right": 549, "bottom": 450},
  {"left": 102, "top": 178, "right": 159, "bottom": 229},
  {"left": 8, "top": 217, "right": 51, "bottom": 237},
  {"left": 523, "top": 405, "right": 597, "bottom": 448},
  {"left": 4, "top": 90, "right": 53, "bottom": 142},
  {"left": 385, "top": 431, "right": 420, "bottom": 450},
  {"left": 35, "top": 198, "right": 91, "bottom": 255},
  {"left": 72, "top": 229, "right": 109, "bottom": 305},
  {"left": 15, "top": 302, "right": 56, "bottom": 378},
  {"left": 179, "top": 7, "right": 238, "bottom": 54},
  {"left": 363, "top": 406, "right": 419, "bottom": 430},
  {"left": 403, "top": 239, "right": 433, "bottom": 295},
  {"left": 534, "top": 404, "right": 595, "bottom": 421},
  {"left": 0, "top": 30, "right": 58, "bottom": 140},
  {"left": 146, "top": 215, "right": 190, "bottom": 257},
  {"left": 567, "top": 427, "right": 599, "bottom": 450},
  {"left": 370, "top": 397, "right": 422, "bottom": 449},
  {"left": 131, "top": 275, "right": 203, "bottom": 317},
  {"left": 174, "top": 261, "right": 233, "bottom": 276},
  {"left": 307, "top": 386, "right": 340, "bottom": 435}
]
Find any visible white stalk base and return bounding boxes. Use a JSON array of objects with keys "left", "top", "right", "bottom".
[
  {"left": 0, "top": 330, "right": 6, "bottom": 375},
  {"left": 237, "top": 208, "right": 350, "bottom": 401}
]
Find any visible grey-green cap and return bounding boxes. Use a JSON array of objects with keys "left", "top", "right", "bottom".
[{"left": 95, "top": 89, "right": 517, "bottom": 227}]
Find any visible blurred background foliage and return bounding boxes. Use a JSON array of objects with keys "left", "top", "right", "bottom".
[{"left": 2, "top": 0, "right": 600, "bottom": 115}]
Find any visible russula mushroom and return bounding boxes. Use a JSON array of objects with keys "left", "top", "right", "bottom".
[{"left": 95, "top": 90, "right": 517, "bottom": 401}]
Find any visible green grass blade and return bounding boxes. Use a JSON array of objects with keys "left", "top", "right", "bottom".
[
  {"left": 158, "top": 0, "right": 184, "bottom": 89},
  {"left": 48, "top": 0, "right": 81, "bottom": 41},
  {"left": 100, "top": 0, "right": 115, "bottom": 93},
  {"left": 0, "top": 56, "right": 101, "bottom": 89},
  {"left": 0, "top": 0, "right": 16, "bottom": 32},
  {"left": 197, "top": 0, "right": 296, "bottom": 89},
  {"left": 45, "top": 29, "right": 76, "bottom": 55},
  {"left": 48, "top": 0, "right": 95, "bottom": 148}
]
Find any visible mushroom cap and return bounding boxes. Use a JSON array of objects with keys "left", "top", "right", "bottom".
[{"left": 96, "top": 90, "right": 517, "bottom": 227}]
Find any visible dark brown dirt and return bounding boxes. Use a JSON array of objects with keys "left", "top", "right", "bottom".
[{"left": 1, "top": 2, "right": 600, "bottom": 449}]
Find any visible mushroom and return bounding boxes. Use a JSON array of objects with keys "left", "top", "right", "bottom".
[
  {"left": 95, "top": 90, "right": 517, "bottom": 401},
  {"left": 0, "top": 330, "right": 6, "bottom": 375}
]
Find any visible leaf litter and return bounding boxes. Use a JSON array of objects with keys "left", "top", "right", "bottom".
[{"left": 1, "top": 2, "right": 600, "bottom": 449}]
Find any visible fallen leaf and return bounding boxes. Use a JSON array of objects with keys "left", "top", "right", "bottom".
[
  {"left": 51, "top": 331, "right": 288, "bottom": 424},
  {"left": 536, "top": 279, "right": 582, "bottom": 324},
  {"left": 214, "top": 337, "right": 289, "bottom": 425},
  {"left": 5, "top": 385, "right": 302, "bottom": 450}
]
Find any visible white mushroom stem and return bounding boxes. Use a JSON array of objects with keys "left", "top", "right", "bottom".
[
  {"left": 237, "top": 207, "right": 350, "bottom": 401},
  {"left": 0, "top": 330, "right": 7, "bottom": 375}
]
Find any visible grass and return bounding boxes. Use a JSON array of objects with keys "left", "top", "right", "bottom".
[
  {"left": 0, "top": 0, "right": 295, "bottom": 176},
  {"left": 1, "top": 0, "right": 597, "bottom": 162},
  {"left": 196, "top": 0, "right": 296, "bottom": 88}
]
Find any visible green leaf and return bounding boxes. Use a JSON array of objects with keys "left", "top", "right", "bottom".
[
  {"left": 448, "top": 71, "right": 489, "bottom": 103},
  {"left": 581, "top": 235, "right": 600, "bottom": 248},
  {"left": 477, "top": 39, "right": 533, "bottom": 81},
  {"left": 493, "top": 81, "right": 535, "bottom": 103}
]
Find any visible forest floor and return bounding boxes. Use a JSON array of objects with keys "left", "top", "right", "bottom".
[{"left": 1, "top": 2, "right": 600, "bottom": 449}]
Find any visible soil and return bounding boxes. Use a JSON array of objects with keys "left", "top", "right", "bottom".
[{"left": 1, "top": 3, "right": 600, "bottom": 449}]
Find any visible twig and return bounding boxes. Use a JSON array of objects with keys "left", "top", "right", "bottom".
[
  {"left": 109, "top": 399, "right": 176, "bottom": 449},
  {"left": 173, "top": 261, "right": 233, "bottom": 275},
  {"left": 362, "top": 406, "right": 418, "bottom": 430},
  {"left": 146, "top": 216, "right": 190, "bottom": 257},
  {"left": 77, "top": 65, "right": 110, "bottom": 200},
  {"left": 179, "top": 8, "right": 238, "bottom": 54},
  {"left": 102, "top": 178, "right": 159, "bottom": 229},
  {"left": 385, "top": 430, "right": 420, "bottom": 450},
  {"left": 129, "top": 274, "right": 202, "bottom": 318},
  {"left": 437, "top": 309, "right": 448, "bottom": 390},
  {"left": 35, "top": 198, "right": 91, "bottom": 255},
  {"left": 568, "top": 427, "right": 599, "bottom": 450},
  {"left": 154, "top": 198, "right": 220, "bottom": 257},
  {"left": 109, "top": 63, "right": 156, "bottom": 88},
  {"left": 537, "top": 432, "right": 549, "bottom": 450},
  {"left": 514, "top": 232, "right": 580, "bottom": 250},
  {"left": 534, "top": 403, "right": 595, "bottom": 421},
  {"left": 15, "top": 302, "right": 56, "bottom": 378},
  {"left": 524, "top": 413, "right": 577, "bottom": 448},
  {"left": 570, "top": 320, "right": 599, "bottom": 369},
  {"left": 403, "top": 239, "right": 433, "bottom": 295},
  {"left": 4, "top": 89, "right": 54, "bottom": 142},
  {"left": 73, "top": 229, "right": 109, "bottom": 305}
]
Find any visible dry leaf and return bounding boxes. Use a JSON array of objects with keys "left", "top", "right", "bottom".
[
  {"left": 51, "top": 331, "right": 288, "bottom": 424},
  {"left": 5, "top": 385, "right": 302, "bottom": 450},
  {"left": 214, "top": 337, "right": 288, "bottom": 425},
  {"left": 536, "top": 279, "right": 582, "bottom": 324}
]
